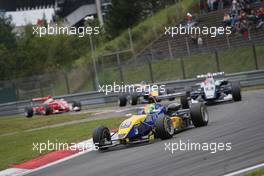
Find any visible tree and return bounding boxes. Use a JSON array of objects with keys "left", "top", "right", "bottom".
[
  {"left": 105, "top": 0, "right": 145, "bottom": 38},
  {"left": 0, "top": 15, "right": 16, "bottom": 49},
  {"left": 105, "top": 0, "right": 175, "bottom": 38}
]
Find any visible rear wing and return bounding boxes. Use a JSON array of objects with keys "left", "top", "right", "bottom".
[
  {"left": 152, "top": 92, "right": 185, "bottom": 102},
  {"left": 196, "top": 72, "right": 225, "bottom": 80},
  {"left": 32, "top": 96, "right": 52, "bottom": 102}
]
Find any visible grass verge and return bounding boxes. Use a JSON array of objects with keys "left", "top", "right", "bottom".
[
  {"left": 245, "top": 168, "right": 264, "bottom": 176},
  {"left": 0, "top": 113, "right": 92, "bottom": 136},
  {"left": 0, "top": 116, "right": 126, "bottom": 170}
]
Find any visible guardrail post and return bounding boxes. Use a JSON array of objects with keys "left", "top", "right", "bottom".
[
  {"left": 168, "top": 40, "right": 173, "bottom": 60},
  {"left": 214, "top": 50, "right": 221, "bottom": 72},
  {"left": 116, "top": 51, "right": 124, "bottom": 83},
  {"left": 252, "top": 43, "right": 259, "bottom": 70},
  {"left": 180, "top": 57, "right": 186, "bottom": 79}
]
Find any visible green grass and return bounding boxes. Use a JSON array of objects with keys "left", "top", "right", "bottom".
[
  {"left": 245, "top": 168, "right": 264, "bottom": 176},
  {"left": 0, "top": 116, "right": 126, "bottom": 170},
  {"left": 95, "top": 0, "right": 197, "bottom": 55},
  {"left": 96, "top": 45, "right": 264, "bottom": 84},
  {"left": 0, "top": 113, "right": 91, "bottom": 136}
]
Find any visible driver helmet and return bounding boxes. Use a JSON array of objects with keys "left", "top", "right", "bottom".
[
  {"left": 144, "top": 104, "right": 155, "bottom": 114},
  {"left": 207, "top": 72, "right": 213, "bottom": 78}
]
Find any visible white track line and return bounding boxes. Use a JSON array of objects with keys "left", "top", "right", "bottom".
[{"left": 223, "top": 163, "right": 264, "bottom": 176}]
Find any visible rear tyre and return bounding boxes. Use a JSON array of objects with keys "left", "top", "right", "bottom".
[
  {"left": 231, "top": 81, "right": 241, "bottom": 101},
  {"left": 92, "top": 126, "right": 111, "bottom": 150},
  {"left": 190, "top": 103, "right": 209, "bottom": 127},
  {"left": 130, "top": 93, "right": 138, "bottom": 105},
  {"left": 118, "top": 94, "right": 127, "bottom": 107},
  {"left": 25, "top": 107, "right": 34, "bottom": 118},
  {"left": 155, "top": 115, "right": 174, "bottom": 140},
  {"left": 180, "top": 95, "right": 189, "bottom": 109},
  {"left": 72, "top": 101, "right": 81, "bottom": 111},
  {"left": 44, "top": 104, "right": 52, "bottom": 115}
]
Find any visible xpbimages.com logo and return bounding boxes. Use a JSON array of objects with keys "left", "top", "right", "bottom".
[
  {"left": 164, "top": 140, "right": 232, "bottom": 154},
  {"left": 32, "top": 24, "right": 100, "bottom": 37},
  {"left": 98, "top": 82, "right": 166, "bottom": 95}
]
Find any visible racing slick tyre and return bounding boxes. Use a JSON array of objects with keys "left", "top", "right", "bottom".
[
  {"left": 44, "top": 104, "right": 52, "bottom": 115},
  {"left": 130, "top": 93, "right": 138, "bottom": 105},
  {"left": 166, "top": 88, "right": 175, "bottom": 101},
  {"left": 118, "top": 94, "right": 127, "bottom": 107},
  {"left": 92, "top": 126, "right": 111, "bottom": 150},
  {"left": 155, "top": 115, "right": 174, "bottom": 140},
  {"left": 231, "top": 81, "right": 241, "bottom": 101},
  {"left": 180, "top": 95, "right": 189, "bottom": 109},
  {"left": 72, "top": 101, "right": 81, "bottom": 111},
  {"left": 190, "top": 103, "right": 209, "bottom": 127},
  {"left": 25, "top": 107, "right": 34, "bottom": 118}
]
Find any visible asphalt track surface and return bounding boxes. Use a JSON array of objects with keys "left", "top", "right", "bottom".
[{"left": 27, "top": 90, "right": 264, "bottom": 176}]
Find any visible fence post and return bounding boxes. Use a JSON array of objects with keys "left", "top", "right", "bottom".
[
  {"left": 214, "top": 50, "right": 221, "bottom": 72},
  {"left": 89, "top": 35, "right": 99, "bottom": 89},
  {"left": 226, "top": 35, "right": 230, "bottom": 48},
  {"left": 38, "top": 77, "right": 44, "bottom": 97},
  {"left": 185, "top": 37, "right": 191, "bottom": 56},
  {"left": 63, "top": 71, "right": 70, "bottom": 94},
  {"left": 14, "top": 81, "right": 20, "bottom": 101},
  {"left": 116, "top": 51, "right": 124, "bottom": 83},
  {"left": 180, "top": 57, "right": 186, "bottom": 79},
  {"left": 168, "top": 40, "right": 173, "bottom": 60},
  {"left": 252, "top": 43, "right": 259, "bottom": 70},
  {"left": 89, "top": 65, "right": 97, "bottom": 91},
  {"left": 148, "top": 51, "right": 154, "bottom": 83},
  {"left": 128, "top": 28, "right": 136, "bottom": 59}
]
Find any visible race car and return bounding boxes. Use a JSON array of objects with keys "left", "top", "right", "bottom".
[
  {"left": 184, "top": 72, "right": 241, "bottom": 106},
  {"left": 24, "top": 96, "right": 81, "bottom": 118},
  {"left": 93, "top": 96, "right": 208, "bottom": 150},
  {"left": 118, "top": 81, "right": 175, "bottom": 107}
]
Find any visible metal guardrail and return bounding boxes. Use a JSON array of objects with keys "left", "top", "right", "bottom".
[{"left": 0, "top": 69, "right": 263, "bottom": 116}]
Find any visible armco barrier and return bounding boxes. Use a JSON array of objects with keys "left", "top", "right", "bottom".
[{"left": 0, "top": 70, "right": 263, "bottom": 116}]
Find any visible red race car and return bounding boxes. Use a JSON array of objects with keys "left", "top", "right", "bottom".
[{"left": 24, "top": 96, "right": 81, "bottom": 118}]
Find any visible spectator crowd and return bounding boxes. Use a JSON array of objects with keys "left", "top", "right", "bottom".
[
  {"left": 198, "top": 0, "right": 264, "bottom": 39},
  {"left": 222, "top": 0, "right": 264, "bottom": 39}
]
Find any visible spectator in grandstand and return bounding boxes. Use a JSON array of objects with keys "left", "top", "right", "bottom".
[
  {"left": 218, "top": 0, "right": 224, "bottom": 9},
  {"left": 200, "top": 0, "right": 207, "bottom": 14},
  {"left": 256, "top": 7, "right": 264, "bottom": 29},
  {"left": 223, "top": 13, "right": 232, "bottom": 26},
  {"left": 239, "top": 19, "right": 250, "bottom": 39},
  {"left": 230, "top": 0, "right": 239, "bottom": 16},
  {"left": 186, "top": 13, "right": 198, "bottom": 27},
  {"left": 197, "top": 35, "right": 203, "bottom": 46},
  {"left": 208, "top": 0, "right": 216, "bottom": 11}
]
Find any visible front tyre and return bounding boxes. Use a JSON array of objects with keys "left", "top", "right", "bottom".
[
  {"left": 118, "top": 94, "right": 127, "bottom": 107},
  {"left": 25, "top": 107, "right": 34, "bottom": 118},
  {"left": 130, "top": 93, "right": 138, "bottom": 105},
  {"left": 92, "top": 126, "right": 111, "bottom": 150},
  {"left": 155, "top": 115, "right": 174, "bottom": 140},
  {"left": 190, "top": 103, "right": 209, "bottom": 127},
  {"left": 231, "top": 81, "right": 241, "bottom": 101}
]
